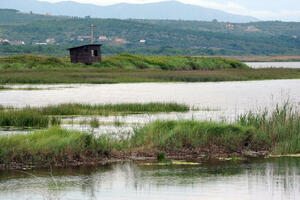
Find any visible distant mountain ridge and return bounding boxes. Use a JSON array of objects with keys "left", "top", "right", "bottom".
[{"left": 0, "top": 0, "right": 258, "bottom": 23}]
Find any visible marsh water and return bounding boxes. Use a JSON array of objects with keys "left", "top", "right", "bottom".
[
  {"left": 1, "top": 78, "right": 300, "bottom": 199},
  {"left": 1, "top": 79, "right": 300, "bottom": 135},
  {"left": 245, "top": 62, "right": 300, "bottom": 68},
  {"left": 0, "top": 157, "right": 299, "bottom": 200}
]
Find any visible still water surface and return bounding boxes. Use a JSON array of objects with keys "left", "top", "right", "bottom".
[
  {"left": 1, "top": 80, "right": 300, "bottom": 134},
  {"left": 246, "top": 62, "right": 300, "bottom": 68},
  {"left": 0, "top": 157, "right": 299, "bottom": 200},
  {"left": 1, "top": 80, "right": 299, "bottom": 111}
]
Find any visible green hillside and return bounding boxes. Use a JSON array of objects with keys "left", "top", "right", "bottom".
[
  {"left": 0, "top": 9, "right": 67, "bottom": 24},
  {"left": 1, "top": 9, "right": 300, "bottom": 56}
]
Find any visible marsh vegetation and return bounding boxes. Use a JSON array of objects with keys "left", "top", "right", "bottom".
[
  {"left": 0, "top": 103, "right": 189, "bottom": 128},
  {"left": 0, "top": 55, "right": 300, "bottom": 84},
  {"left": 0, "top": 103, "right": 299, "bottom": 167}
]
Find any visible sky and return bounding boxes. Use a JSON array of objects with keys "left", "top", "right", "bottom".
[{"left": 38, "top": 0, "right": 300, "bottom": 21}]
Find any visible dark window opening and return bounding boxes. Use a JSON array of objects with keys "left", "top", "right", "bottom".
[{"left": 91, "top": 50, "right": 98, "bottom": 57}]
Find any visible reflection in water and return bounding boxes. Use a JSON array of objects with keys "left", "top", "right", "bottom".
[{"left": 0, "top": 158, "right": 299, "bottom": 200}]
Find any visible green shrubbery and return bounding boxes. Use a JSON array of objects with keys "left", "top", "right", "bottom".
[{"left": 0, "top": 54, "right": 249, "bottom": 70}]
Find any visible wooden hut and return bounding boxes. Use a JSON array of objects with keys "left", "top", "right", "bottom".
[{"left": 68, "top": 44, "right": 102, "bottom": 65}]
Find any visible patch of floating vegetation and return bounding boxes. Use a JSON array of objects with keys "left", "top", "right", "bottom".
[
  {"left": 140, "top": 160, "right": 201, "bottom": 166},
  {"left": 269, "top": 154, "right": 300, "bottom": 158}
]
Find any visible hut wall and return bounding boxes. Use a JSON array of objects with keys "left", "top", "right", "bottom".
[{"left": 70, "top": 45, "right": 101, "bottom": 65}]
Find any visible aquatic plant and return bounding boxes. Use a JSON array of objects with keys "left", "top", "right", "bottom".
[
  {"left": 130, "top": 120, "right": 256, "bottom": 152},
  {"left": 238, "top": 103, "right": 300, "bottom": 154},
  {"left": 26, "top": 102, "right": 190, "bottom": 116},
  {"left": 0, "top": 104, "right": 299, "bottom": 167},
  {"left": 90, "top": 118, "right": 100, "bottom": 128},
  {"left": 0, "top": 107, "right": 49, "bottom": 128},
  {"left": 0, "top": 127, "right": 121, "bottom": 164}
]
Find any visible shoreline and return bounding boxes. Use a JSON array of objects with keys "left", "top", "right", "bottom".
[{"left": 0, "top": 150, "right": 269, "bottom": 170}]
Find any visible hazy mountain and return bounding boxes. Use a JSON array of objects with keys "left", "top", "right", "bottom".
[{"left": 0, "top": 0, "right": 258, "bottom": 23}]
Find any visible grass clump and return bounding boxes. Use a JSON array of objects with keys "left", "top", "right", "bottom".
[
  {"left": 0, "top": 127, "right": 122, "bottom": 165},
  {"left": 34, "top": 102, "right": 190, "bottom": 116},
  {"left": 130, "top": 121, "right": 257, "bottom": 152},
  {"left": 0, "top": 103, "right": 299, "bottom": 167},
  {"left": 238, "top": 103, "right": 300, "bottom": 154},
  {"left": 0, "top": 103, "right": 188, "bottom": 128},
  {"left": 0, "top": 107, "right": 49, "bottom": 128},
  {"left": 90, "top": 118, "right": 99, "bottom": 128}
]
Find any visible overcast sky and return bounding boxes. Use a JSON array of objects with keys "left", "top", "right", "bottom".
[{"left": 38, "top": 0, "right": 300, "bottom": 21}]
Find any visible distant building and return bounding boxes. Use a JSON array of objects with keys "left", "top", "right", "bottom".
[
  {"left": 9, "top": 41, "right": 25, "bottom": 45},
  {"left": 114, "top": 38, "right": 128, "bottom": 44},
  {"left": 246, "top": 26, "right": 260, "bottom": 32},
  {"left": 46, "top": 38, "right": 56, "bottom": 44},
  {"left": 77, "top": 36, "right": 91, "bottom": 41},
  {"left": 226, "top": 24, "right": 234, "bottom": 30},
  {"left": 68, "top": 44, "right": 102, "bottom": 65},
  {"left": 98, "top": 35, "right": 108, "bottom": 41},
  {"left": 292, "top": 35, "right": 298, "bottom": 39},
  {"left": 35, "top": 42, "right": 47, "bottom": 45},
  {"left": 139, "top": 39, "right": 146, "bottom": 43}
]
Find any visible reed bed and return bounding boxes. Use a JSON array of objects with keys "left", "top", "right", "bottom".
[
  {"left": 129, "top": 121, "right": 256, "bottom": 152},
  {"left": 0, "top": 107, "right": 50, "bottom": 128},
  {"left": 0, "top": 127, "right": 122, "bottom": 165},
  {"left": 38, "top": 103, "right": 189, "bottom": 116},
  {"left": 0, "top": 103, "right": 189, "bottom": 128},
  {"left": 1, "top": 54, "right": 300, "bottom": 84},
  {"left": 0, "top": 103, "right": 299, "bottom": 167},
  {"left": 237, "top": 103, "right": 300, "bottom": 154},
  {"left": 1, "top": 68, "right": 299, "bottom": 84}
]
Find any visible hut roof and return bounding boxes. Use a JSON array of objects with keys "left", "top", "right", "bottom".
[{"left": 68, "top": 44, "right": 102, "bottom": 50}]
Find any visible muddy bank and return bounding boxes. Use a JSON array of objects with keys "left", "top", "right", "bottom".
[{"left": 0, "top": 148, "right": 269, "bottom": 170}]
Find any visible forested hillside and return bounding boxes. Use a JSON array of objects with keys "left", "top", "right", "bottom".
[{"left": 1, "top": 9, "right": 300, "bottom": 56}]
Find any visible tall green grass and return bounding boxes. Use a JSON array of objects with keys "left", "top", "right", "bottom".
[
  {"left": 0, "top": 103, "right": 188, "bottom": 128},
  {"left": 0, "top": 107, "right": 49, "bottom": 128},
  {"left": 129, "top": 120, "right": 257, "bottom": 152},
  {"left": 38, "top": 103, "right": 189, "bottom": 115},
  {"left": 238, "top": 103, "right": 300, "bottom": 154},
  {"left": 0, "top": 103, "right": 299, "bottom": 167},
  {"left": 0, "top": 127, "right": 122, "bottom": 165}
]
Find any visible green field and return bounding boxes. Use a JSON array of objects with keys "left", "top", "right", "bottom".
[{"left": 0, "top": 54, "right": 300, "bottom": 84}]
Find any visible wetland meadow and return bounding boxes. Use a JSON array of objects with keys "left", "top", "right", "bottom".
[{"left": 0, "top": 55, "right": 300, "bottom": 200}]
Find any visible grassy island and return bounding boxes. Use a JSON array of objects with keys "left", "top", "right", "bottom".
[
  {"left": 0, "top": 103, "right": 299, "bottom": 169},
  {"left": 0, "top": 54, "right": 299, "bottom": 84}
]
